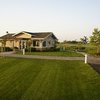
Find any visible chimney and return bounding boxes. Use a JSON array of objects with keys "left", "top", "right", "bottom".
[{"left": 6, "top": 31, "right": 9, "bottom": 34}]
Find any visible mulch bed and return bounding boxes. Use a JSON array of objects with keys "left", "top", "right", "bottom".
[{"left": 89, "top": 64, "right": 100, "bottom": 74}]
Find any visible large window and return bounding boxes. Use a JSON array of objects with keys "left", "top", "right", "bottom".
[
  {"left": 33, "top": 41, "right": 39, "bottom": 46},
  {"left": 43, "top": 41, "right": 46, "bottom": 47},
  {"left": 48, "top": 41, "right": 51, "bottom": 45},
  {"left": 36, "top": 41, "right": 39, "bottom": 46},
  {"left": 33, "top": 41, "right": 36, "bottom": 46}
]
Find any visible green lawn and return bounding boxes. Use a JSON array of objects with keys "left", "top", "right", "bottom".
[
  {"left": 18, "top": 51, "right": 83, "bottom": 57},
  {"left": 0, "top": 57, "right": 100, "bottom": 100}
]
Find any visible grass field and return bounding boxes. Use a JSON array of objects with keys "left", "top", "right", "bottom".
[
  {"left": 19, "top": 51, "right": 83, "bottom": 57},
  {"left": 0, "top": 57, "right": 100, "bottom": 100}
]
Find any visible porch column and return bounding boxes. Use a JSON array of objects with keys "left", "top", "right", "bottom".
[
  {"left": 39, "top": 40, "right": 43, "bottom": 48},
  {"left": 19, "top": 40, "right": 21, "bottom": 50},
  {"left": 12, "top": 40, "right": 14, "bottom": 51}
]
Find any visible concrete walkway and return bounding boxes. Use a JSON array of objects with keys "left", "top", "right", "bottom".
[
  {"left": 0, "top": 51, "right": 15, "bottom": 55},
  {"left": 88, "top": 56, "right": 100, "bottom": 73},
  {"left": 0, "top": 53, "right": 84, "bottom": 61},
  {"left": 0, "top": 52, "right": 100, "bottom": 64},
  {"left": 77, "top": 52, "right": 100, "bottom": 65},
  {"left": 87, "top": 55, "right": 100, "bottom": 65},
  {"left": 1, "top": 51, "right": 100, "bottom": 74}
]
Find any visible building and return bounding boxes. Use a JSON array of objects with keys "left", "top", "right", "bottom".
[{"left": 0, "top": 31, "right": 58, "bottom": 51}]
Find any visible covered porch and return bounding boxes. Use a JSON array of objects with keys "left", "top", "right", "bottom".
[{"left": 16, "top": 39, "right": 47, "bottom": 50}]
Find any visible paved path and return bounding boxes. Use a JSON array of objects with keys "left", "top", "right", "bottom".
[
  {"left": 0, "top": 53, "right": 84, "bottom": 61},
  {"left": 0, "top": 52, "right": 100, "bottom": 64},
  {"left": 1, "top": 51, "right": 100, "bottom": 74},
  {"left": 77, "top": 52, "right": 100, "bottom": 65},
  {"left": 87, "top": 55, "right": 100, "bottom": 65},
  {"left": 0, "top": 51, "right": 15, "bottom": 55},
  {"left": 87, "top": 55, "right": 100, "bottom": 73}
]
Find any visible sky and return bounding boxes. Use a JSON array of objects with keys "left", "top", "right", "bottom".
[{"left": 0, "top": 0, "right": 100, "bottom": 41}]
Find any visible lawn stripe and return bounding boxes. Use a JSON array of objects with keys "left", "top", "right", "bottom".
[
  {"left": 21, "top": 63, "right": 52, "bottom": 100},
  {"left": 0, "top": 58, "right": 42, "bottom": 99},
  {"left": 0, "top": 58, "right": 20, "bottom": 73},
  {"left": 0, "top": 58, "right": 100, "bottom": 100}
]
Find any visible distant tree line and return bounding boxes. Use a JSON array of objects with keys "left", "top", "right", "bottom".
[
  {"left": 60, "top": 28, "right": 100, "bottom": 55},
  {"left": 61, "top": 28, "right": 100, "bottom": 45}
]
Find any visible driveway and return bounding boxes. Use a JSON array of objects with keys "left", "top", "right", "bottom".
[
  {"left": 0, "top": 51, "right": 15, "bottom": 55},
  {"left": 0, "top": 53, "right": 84, "bottom": 61},
  {"left": 87, "top": 55, "right": 100, "bottom": 73},
  {"left": 0, "top": 51, "right": 99, "bottom": 63},
  {"left": 87, "top": 55, "right": 100, "bottom": 65},
  {"left": 0, "top": 52, "right": 100, "bottom": 73}
]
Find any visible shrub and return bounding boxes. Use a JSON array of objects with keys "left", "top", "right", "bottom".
[
  {"left": 77, "top": 46, "right": 86, "bottom": 52},
  {"left": 85, "top": 47, "right": 100, "bottom": 55},
  {"left": 14, "top": 47, "right": 19, "bottom": 50},
  {"left": 0, "top": 47, "right": 13, "bottom": 52},
  {"left": 65, "top": 46, "right": 78, "bottom": 51},
  {"left": 5, "top": 47, "right": 13, "bottom": 51}
]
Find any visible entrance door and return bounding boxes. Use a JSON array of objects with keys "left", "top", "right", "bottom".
[{"left": 19, "top": 40, "right": 26, "bottom": 50}]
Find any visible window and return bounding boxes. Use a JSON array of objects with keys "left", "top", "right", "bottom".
[
  {"left": 43, "top": 41, "right": 46, "bottom": 47},
  {"left": 48, "top": 41, "right": 51, "bottom": 45},
  {"left": 33, "top": 41, "right": 39, "bottom": 46},
  {"left": 33, "top": 41, "right": 36, "bottom": 46},
  {"left": 36, "top": 41, "right": 39, "bottom": 46}
]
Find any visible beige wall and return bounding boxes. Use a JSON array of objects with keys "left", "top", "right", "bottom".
[
  {"left": 13, "top": 40, "right": 20, "bottom": 48},
  {"left": 15, "top": 33, "right": 31, "bottom": 39},
  {"left": 6, "top": 40, "right": 14, "bottom": 48},
  {"left": 0, "top": 33, "right": 56, "bottom": 50},
  {"left": 0, "top": 42, "right": 2, "bottom": 47},
  {"left": 5, "top": 40, "right": 19, "bottom": 48}
]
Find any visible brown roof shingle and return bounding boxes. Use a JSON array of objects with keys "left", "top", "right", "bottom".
[
  {"left": 0, "top": 31, "right": 57, "bottom": 40},
  {"left": 0, "top": 34, "right": 14, "bottom": 39},
  {"left": 23, "top": 31, "right": 53, "bottom": 38}
]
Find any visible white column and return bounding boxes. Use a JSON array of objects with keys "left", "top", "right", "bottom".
[
  {"left": 85, "top": 54, "right": 88, "bottom": 64},
  {"left": 23, "top": 48, "right": 25, "bottom": 55},
  {"left": 39, "top": 40, "right": 43, "bottom": 48}
]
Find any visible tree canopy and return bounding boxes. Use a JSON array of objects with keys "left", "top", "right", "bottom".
[
  {"left": 90, "top": 28, "right": 100, "bottom": 45},
  {"left": 80, "top": 36, "right": 88, "bottom": 44}
]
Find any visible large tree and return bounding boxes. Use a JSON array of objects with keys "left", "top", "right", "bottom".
[
  {"left": 90, "top": 28, "right": 100, "bottom": 55},
  {"left": 80, "top": 36, "right": 88, "bottom": 44},
  {"left": 0, "top": 39, "right": 6, "bottom": 52},
  {"left": 90, "top": 28, "right": 100, "bottom": 45},
  {"left": 26, "top": 40, "right": 32, "bottom": 52}
]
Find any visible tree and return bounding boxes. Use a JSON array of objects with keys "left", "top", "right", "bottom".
[
  {"left": 63, "top": 40, "right": 67, "bottom": 44},
  {"left": 80, "top": 36, "right": 88, "bottom": 44},
  {"left": 90, "top": 28, "right": 100, "bottom": 55},
  {"left": 0, "top": 39, "right": 6, "bottom": 52},
  {"left": 26, "top": 40, "right": 32, "bottom": 52},
  {"left": 90, "top": 28, "right": 100, "bottom": 45}
]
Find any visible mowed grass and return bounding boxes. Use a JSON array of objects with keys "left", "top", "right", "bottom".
[
  {"left": 0, "top": 58, "right": 100, "bottom": 100},
  {"left": 19, "top": 51, "right": 83, "bottom": 57}
]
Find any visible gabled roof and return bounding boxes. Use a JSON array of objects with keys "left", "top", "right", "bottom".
[
  {"left": 22, "top": 31, "right": 53, "bottom": 38},
  {"left": 0, "top": 31, "right": 57, "bottom": 40},
  {"left": 14, "top": 31, "right": 57, "bottom": 39},
  {"left": 0, "top": 34, "right": 15, "bottom": 39}
]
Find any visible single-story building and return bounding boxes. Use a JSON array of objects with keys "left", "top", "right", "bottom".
[{"left": 0, "top": 31, "right": 58, "bottom": 51}]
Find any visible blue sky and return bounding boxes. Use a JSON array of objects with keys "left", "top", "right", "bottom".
[{"left": 0, "top": 0, "right": 100, "bottom": 41}]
